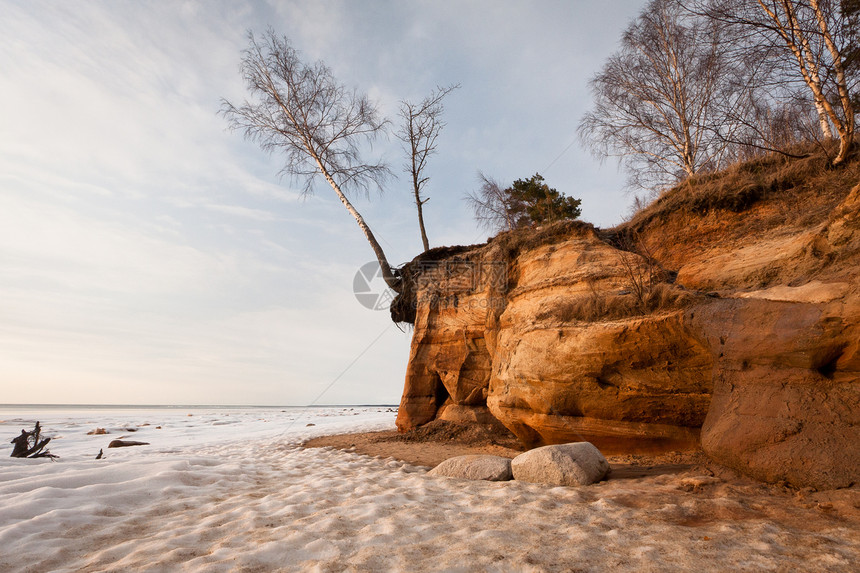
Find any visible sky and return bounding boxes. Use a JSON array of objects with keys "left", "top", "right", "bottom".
[{"left": 0, "top": 0, "right": 648, "bottom": 406}]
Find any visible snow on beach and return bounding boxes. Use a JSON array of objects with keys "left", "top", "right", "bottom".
[{"left": 1, "top": 406, "right": 858, "bottom": 572}]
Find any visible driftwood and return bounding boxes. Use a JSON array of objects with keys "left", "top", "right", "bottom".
[
  {"left": 107, "top": 439, "right": 149, "bottom": 448},
  {"left": 10, "top": 421, "right": 58, "bottom": 459}
]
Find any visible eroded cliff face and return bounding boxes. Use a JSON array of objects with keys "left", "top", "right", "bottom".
[
  {"left": 693, "top": 184, "right": 860, "bottom": 490},
  {"left": 396, "top": 225, "right": 714, "bottom": 444},
  {"left": 394, "top": 162, "right": 860, "bottom": 489},
  {"left": 694, "top": 294, "right": 860, "bottom": 489}
]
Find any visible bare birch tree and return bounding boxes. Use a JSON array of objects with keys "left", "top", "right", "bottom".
[
  {"left": 694, "top": 0, "right": 856, "bottom": 165},
  {"left": 578, "top": 0, "right": 741, "bottom": 189},
  {"left": 465, "top": 172, "right": 521, "bottom": 232},
  {"left": 221, "top": 29, "right": 400, "bottom": 289},
  {"left": 396, "top": 84, "right": 459, "bottom": 252}
]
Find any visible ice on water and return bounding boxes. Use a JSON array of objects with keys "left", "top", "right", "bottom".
[{"left": 0, "top": 405, "right": 393, "bottom": 460}]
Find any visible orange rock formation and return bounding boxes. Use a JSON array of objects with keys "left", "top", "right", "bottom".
[{"left": 393, "top": 154, "right": 860, "bottom": 489}]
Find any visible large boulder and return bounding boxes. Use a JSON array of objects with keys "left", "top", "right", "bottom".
[
  {"left": 511, "top": 442, "right": 609, "bottom": 486},
  {"left": 428, "top": 455, "right": 513, "bottom": 481}
]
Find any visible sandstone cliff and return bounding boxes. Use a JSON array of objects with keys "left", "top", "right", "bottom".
[{"left": 392, "top": 151, "right": 860, "bottom": 490}]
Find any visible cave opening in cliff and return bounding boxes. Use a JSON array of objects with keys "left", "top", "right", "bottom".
[{"left": 433, "top": 375, "right": 450, "bottom": 411}]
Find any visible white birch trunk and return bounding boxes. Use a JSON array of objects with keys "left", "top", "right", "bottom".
[{"left": 316, "top": 160, "right": 400, "bottom": 290}]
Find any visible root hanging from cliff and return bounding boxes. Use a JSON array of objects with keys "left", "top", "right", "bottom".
[{"left": 390, "top": 244, "right": 480, "bottom": 324}]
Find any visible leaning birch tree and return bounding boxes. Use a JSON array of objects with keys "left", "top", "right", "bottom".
[{"left": 221, "top": 29, "right": 400, "bottom": 289}]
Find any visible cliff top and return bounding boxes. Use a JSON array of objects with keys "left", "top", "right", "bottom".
[{"left": 392, "top": 145, "right": 860, "bottom": 325}]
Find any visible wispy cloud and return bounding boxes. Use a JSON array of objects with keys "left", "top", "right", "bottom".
[{"left": 0, "top": 0, "right": 644, "bottom": 405}]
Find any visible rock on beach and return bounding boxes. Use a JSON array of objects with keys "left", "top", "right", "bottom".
[
  {"left": 428, "top": 455, "right": 513, "bottom": 481},
  {"left": 511, "top": 442, "right": 610, "bottom": 486}
]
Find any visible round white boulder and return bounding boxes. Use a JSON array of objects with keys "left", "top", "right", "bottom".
[{"left": 511, "top": 442, "right": 610, "bottom": 486}]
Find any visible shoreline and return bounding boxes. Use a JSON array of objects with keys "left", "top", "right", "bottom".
[{"left": 303, "top": 424, "right": 714, "bottom": 481}]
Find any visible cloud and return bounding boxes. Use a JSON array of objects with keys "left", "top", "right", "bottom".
[{"left": 0, "top": 0, "right": 648, "bottom": 405}]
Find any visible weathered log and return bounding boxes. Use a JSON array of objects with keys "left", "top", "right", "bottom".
[
  {"left": 10, "top": 421, "right": 58, "bottom": 459},
  {"left": 107, "top": 439, "right": 149, "bottom": 448}
]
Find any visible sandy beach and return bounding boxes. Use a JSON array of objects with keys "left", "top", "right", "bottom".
[
  {"left": 3, "top": 407, "right": 858, "bottom": 572},
  {"left": 304, "top": 423, "right": 860, "bottom": 571}
]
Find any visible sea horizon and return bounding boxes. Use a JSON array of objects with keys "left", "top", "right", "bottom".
[{"left": 0, "top": 403, "right": 399, "bottom": 410}]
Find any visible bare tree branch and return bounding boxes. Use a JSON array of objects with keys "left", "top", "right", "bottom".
[
  {"left": 464, "top": 172, "right": 520, "bottom": 232},
  {"left": 690, "top": 0, "right": 856, "bottom": 165}
]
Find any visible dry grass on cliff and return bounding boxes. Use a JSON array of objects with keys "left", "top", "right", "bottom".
[
  {"left": 619, "top": 143, "right": 860, "bottom": 237},
  {"left": 538, "top": 282, "right": 699, "bottom": 324},
  {"left": 488, "top": 219, "right": 596, "bottom": 262},
  {"left": 391, "top": 147, "right": 859, "bottom": 326}
]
